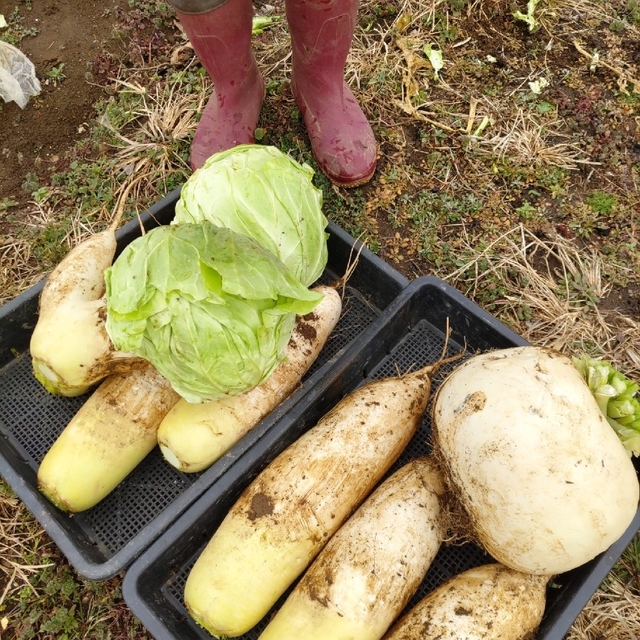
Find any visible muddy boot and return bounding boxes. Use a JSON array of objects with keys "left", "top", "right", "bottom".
[
  {"left": 173, "top": 0, "right": 265, "bottom": 170},
  {"left": 286, "top": 0, "right": 376, "bottom": 187}
]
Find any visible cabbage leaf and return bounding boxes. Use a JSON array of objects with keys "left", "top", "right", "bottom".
[
  {"left": 573, "top": 354, "right": 640, "bottom": 457},
  {"left": 173, "top": 144, "right": 328, "bottom": 287},
  {"left": 105, "top": 222, "right": 323, "bottom": 403}
]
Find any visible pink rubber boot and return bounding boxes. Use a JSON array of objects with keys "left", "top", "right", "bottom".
[
  {"left": 286, "top": 0, "right": 376, "bottom": 187},
  {"left": 176, "top": 0, "right": 265, "bottom": 170}
]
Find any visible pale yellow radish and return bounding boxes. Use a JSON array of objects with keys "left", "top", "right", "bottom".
[
  {"left": 37, "top": 364, "right": 180, "bottom": 512},
  {"left": 258, "top": 457, "right": 445, "bottom": 640},
  {"left": 432, "top": 345, "right": 640, "bottom": 575},
  {"left": 382, "top": 563, "right": 549, "bottom": 640},
  {"left": 30, "top": 209, "right": 145, "bottom": 396},
  {"left": 184, "top": 351, "right": 458, "bottom": 638},
  {"left": 157, "top": 285, "right": 342, "bottom": 473}
]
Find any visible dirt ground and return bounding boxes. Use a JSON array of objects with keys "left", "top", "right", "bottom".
[
  {"left": 3, "top": 0, "right": 640, "bottom": 320},
  {"left": 1, "top": 0, "right": 127, "bottom": 204}
]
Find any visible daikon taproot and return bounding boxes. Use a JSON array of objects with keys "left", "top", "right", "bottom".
[
  {"left": 258, "top": 457, "right": 445, "bottom": 640},
  {"left": 431, "top": 345, "right": 640, "bottom": 575},
  {"left": 30, "top": 209, "right": 145, "bottom": 396},
  {"left": 37, "top": 364, "right": 180, "bottom": 512},
  {"left": 382, "top": 563, "right": 549, "bottom": 640},
  {"left": 184, "top": 350, "right": 459, "bottom": 638},
  {"left": 158, "top": 284, "right": 342, "bottom": 473}
]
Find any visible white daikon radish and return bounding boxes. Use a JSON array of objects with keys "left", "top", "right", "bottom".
[
  {"left": 184, "top": 349, "right": 458, "bottom": 638},
  {"left": 258, "top": 457, "right": 445, "bottom": 640},
  {"left": 157, "top": 285, "right": 342, "bottom": 473},
  {"left": 432, "top": 345, "right": 640, "bottom": 575},
  {"left": 382, "top": 563, "right": 549, "bottom": 640},
  {"left": 37, "top": 364, "right": 180, "bottom": 512},
  {"left": 30, "top": 209, "right": 144, "bottom": 396}
]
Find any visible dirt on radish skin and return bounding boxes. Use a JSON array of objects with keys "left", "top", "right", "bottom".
[
  {"left": 157, "top": 285, "right": 343, "bottom": 473},
  {"left": 30, "top": 214, "right": 145, "bottom": 396},
  {"left": 258, "top": 457, "right": 446, "bottom": 640},
  {"left": 184, "top": 352, "right": 457, "bottom": 638},
  {"left": 37, "top": 364, "right": 180, "bottom": 512},
  {"left": 382, "top": 563, "right": 549, "bottom": 640}
]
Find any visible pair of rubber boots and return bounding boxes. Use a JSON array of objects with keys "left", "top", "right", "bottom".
[{"left": 175, "top": 0, "right": 376, "bottom": 187}]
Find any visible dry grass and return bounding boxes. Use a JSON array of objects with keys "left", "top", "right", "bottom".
[
  {"left": 98, "top": 73, "right": 196, "bottom": 187},
  {"left": 471, "top": 108, "right": 593, "bottom": 171},
  {"left": 0, "top": 491, "right": 54, "bottom": 620},
  {"left": 568, "top": 577, "right": 640, "bottom": 640},
  {"left": 0, "top": 237, "right": 42, "bottom": 304},
  {"left": 443, "top": 224, "right": 640, "bottom": 377}
]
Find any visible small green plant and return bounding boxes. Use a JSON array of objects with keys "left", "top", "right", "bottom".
[
  {"left": 52, "top": 158, "right": 117, "bottom": 217},
  {"left": 0, "top": 197, "right": 18, "bottom": 211},
  {"left": 21, "top": 172, "right": 39, "bottom": 194},
  {"left": 586, "top": 191, "right": 617, "bottom": 215},
  {"left": 125, "top": 0, "right": 175, "bottom": 27},
  {"left": 0, "top": 6, "right": 38, "bottom": 45},
  {"left": 627, "top": 0, "right": 640, "bottom": 23},
  {"left": 536, "top": 100, "right": 556, "bottom": 114},
  {"left": 609, "top": 18, "right": 626, "bottom": 32},
  {"left": 513, "top": 0, "right": 542, "bottom": 31},
  {"left": 31, "top": 186, "right": 50, "bottom": 204},
  {"left": 45, "top": 63, "right": 67, "bottom": 86},
  {"left": 30, "top": 222, "right": 71, "bottom": 266},
  {"left": 447, "top": 0, "right": 471, "bottom": 11},
  {"left": 515, "top": 201, "right": 538, "bottom": 220},
  {"left": 558, "top": 271, "right": 601, "bottom": 307}
]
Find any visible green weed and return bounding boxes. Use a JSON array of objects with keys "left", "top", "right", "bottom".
[
  {"left": 21, "top": 172, "right": 40, "bottom": 195},
  {"left": 319, "top": 177, "right": 374, "bottom": 243},
  {"left": 52, "top": 159, "right": 118, "bottom": 216},
  {"left": 514, "top": 201, "right": 539, "bottom": 220},
  {"left": 627, "top": 0, "right": 640, "bottom": 22},
  {"left": 586, "top": 190, "right": 618, "bottom": 215},
  {"left": 0, "top": 197, "right": 18, "bottom": 211},
  {"left": 45, "top": 63, "right": 66, "bottom": 86},
  {"left": 396, "top": 189, "right": 483, "bottom": 263},
  {"left": 0, "top": 5, "right": 38, "bottom": 46}
]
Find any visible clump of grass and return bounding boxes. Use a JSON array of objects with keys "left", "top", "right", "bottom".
[
  {"left": 472, "top": 109, "right": 590, "bottom": 171},
  {"left": 568, "top": 537, "right": 640, "bottom": 639},
  {"left": 0, "top": 481, "right": 150, "bottom": 639},
  {"left": 441, "top": 225, "right": 640, "bottom": 378}
]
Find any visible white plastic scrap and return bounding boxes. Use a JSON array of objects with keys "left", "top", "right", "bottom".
[{"left": 0, "top": 40, "right": 42, "bottom": 108}]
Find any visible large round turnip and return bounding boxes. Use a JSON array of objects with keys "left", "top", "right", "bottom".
[{"left": 432, "top": 346, "right": 639, "bottom": 575}]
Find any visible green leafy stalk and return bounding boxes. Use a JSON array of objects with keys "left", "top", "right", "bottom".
[
  {"left": 513, "top": 0, "right": 542, "bottom": 32},
  {"left": 573, "top": 354, "right": 640, "bottom": 457},
  {"left": 252, "top": 15, "right": 281, "bottom": 35}
]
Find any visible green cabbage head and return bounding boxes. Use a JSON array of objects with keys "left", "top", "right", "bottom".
[
  {"left": 173, "top": 144, "right": 328, "bottom": 286},
  {"left": 105, "top": 222, "right": 323, "bottom": 403}
]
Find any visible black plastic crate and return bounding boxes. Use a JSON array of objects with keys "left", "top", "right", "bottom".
[
  {"left": 123, "top": 275, "right": 639, "bottom": 640},
  {"left": 0, "top": 187, "right": 409, "bottom": 580}
]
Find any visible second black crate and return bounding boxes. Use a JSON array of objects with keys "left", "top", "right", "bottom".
[{"left": 122, "top": 275, "right": 640, "bottom": 640}]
